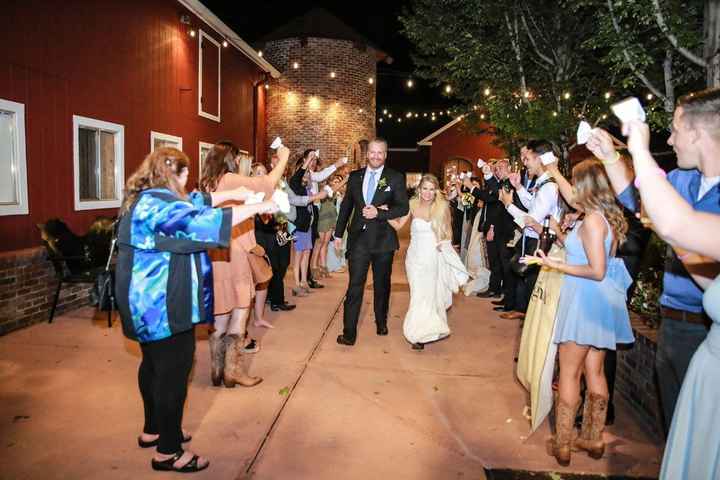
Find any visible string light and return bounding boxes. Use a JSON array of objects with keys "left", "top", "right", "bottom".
[
  {"left": 258, "top": 50, "right": 263, "bottom": 57},
  {"left": 484, "top": 88, "right": 491, "bottom": 96},
  {"left": 383, "top": 109, "right": 388, "bottom": 115},
  {"left": 189, "top": 29, "right": 197, "bottom": 37},
  {"left": 264, "top": 83, "right": 269, "bottom": 90},
  {"left": 407, "top": 79, "right": 414, "bottom": 88},
  {"left": 646, "top": 93, "right": 654, "bottom": 100},
  {"left": 523, "top": 91, "right": 530, "bottom": 98},
  {"left": 445, "top": 85, "right": 452, "bottom": 94},
  {"left": 222, "top": 39, "right": 229, "bottom": 48},
  {"left": 552, "top": 111, "right": 558, "bottom": 117},
  {"left": 358, "top": 108, "right": 364, "bottom": 113},
  {"left": 368, "top": 77, "right": 374, "bottom": 84},
  {"left": 379, "top": 118, "right": 383, "bottom": 123},
  {"left": 563, "top": 92, "right": 571, "bottom": 100},
  {"left": 480, "top": 113, "right": 486, "bottom": 119},
  {"left": 406, "top": 112, "right": 412, "bottom": 118},
  {"left": 604, "top": 92, "right": 611, "bottom": 99},
  {"left": 293, "top": 62, "right": 299, "bottom": 69},
  {"left": 330, "top": 71, "right": 336, "bottom": 79}
]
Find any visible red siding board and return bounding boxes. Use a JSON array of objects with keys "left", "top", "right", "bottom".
[
  {"left": 0, "top": 0, "right": 268, "bottom": 251},
  {"left": 428, "top": 122, "right": 506, "bottom": 178}
]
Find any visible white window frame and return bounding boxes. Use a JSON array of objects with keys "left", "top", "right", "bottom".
[
  {"left": 72, "top": 115, "right": 125, "bottom": 211},
  {"left": 198, "top": 141, "right": 214, "bottom": 177},
  {"left": 198, "top": 30, "right": 221, "bottom": 122},
  {"left": 0, "top": 99, "right": 29, "bottom": 216},
  {"left": 150, "top": 131, "right": 183, "bottom": 152}
]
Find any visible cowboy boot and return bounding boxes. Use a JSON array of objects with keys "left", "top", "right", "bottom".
[
  {"left": 574, "top": 393, "right": 608, "bottom": 459},
  {"left": 222, "top": 334, "right": 263, "bottom": 388},
  {"left": 208, "top": 333, "right": 226, "bottom": 387},
  {"left": 546, "top": 399, "right": 579, "bottom": 467}
]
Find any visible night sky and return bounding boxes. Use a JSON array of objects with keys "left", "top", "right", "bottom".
[{"left": 201, "top": 0, "right": 455, "bottom": 148}]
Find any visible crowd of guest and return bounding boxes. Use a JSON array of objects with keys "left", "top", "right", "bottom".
[
  {"left": 115, "top": 141, "right": 350, "bottom": 473},
  {"left": 112, "top": 86, "right": 720, "bottom": 476}
]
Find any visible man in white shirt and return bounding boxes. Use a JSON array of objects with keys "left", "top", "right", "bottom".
[{"left": 499, "top": 140, "right": 560, "bottom": 319}]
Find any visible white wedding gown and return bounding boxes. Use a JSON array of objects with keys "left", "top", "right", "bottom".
[
  {"left": 403, "top": 218, "right": 470, "bottom": 344},
  {"left": 462, "top": 211, "right": 491, "bottom": 296}
]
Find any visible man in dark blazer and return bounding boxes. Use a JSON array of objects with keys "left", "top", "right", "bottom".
[
  {"left": 476, "top": 159, "right": 514, "bottom": 298},
  {"left": 333, "top": 139, "right": 409, "bottom": 345}
]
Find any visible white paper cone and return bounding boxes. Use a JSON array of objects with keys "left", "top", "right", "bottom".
[
  {"left": 271, "top": 189, "right": 290, "bottom": 213},
  {"left": 270, "top": 137, "right": 283, "bottom": 150},
  {"left": 576, "top": 121, "right": 592, "bottom": 145},
  {"left": 611, "top": 97, "right": 646, "bottom": 123}
]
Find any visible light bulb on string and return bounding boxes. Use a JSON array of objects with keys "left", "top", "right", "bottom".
[
  {"left": 445, "top": 85, "right": 452, "bottom": 94},
  {"left": 368, "top": 77, "right": 374, "bottom": 84},
  {"left": 407, "top": 79, "right": 414, "bottom": 88},
  {"left": 293, "top": 62, "right": 299, "bottom": 69},
  {"left": 382, "top": 109, "right": 388, "bottom": 115},
  {"left": 330, "top": 71, "right": 336, "bottom": 79},
  {"left": 222, "top": 39, "right": 229, "bottom": 48},
  {"left": 646, "top": 93, "right": 654, "bottom": 100},
  {"left": 484, "top": 87, "right": 491, "bottom": 96},
  {"left": 563, "top": 92, "right": 571, "bottom": 100},
  {"left": 604, "top": 92, "right": 611, "bottom": 100}
]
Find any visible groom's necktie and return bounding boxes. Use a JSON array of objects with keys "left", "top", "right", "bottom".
[{"left": 365, "top": 171, "right": 377, "bottom": 204}]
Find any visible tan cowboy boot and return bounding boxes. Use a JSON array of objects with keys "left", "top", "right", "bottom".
[
  {"left": 546, "top": 399, "right": 579, "bottom": 467},
  {"left": 222, "top": 334, "right": 263, "bottom": 388},
  {"left": 574, "top": 393, "right": 608, "bottom": 459},
  {"left": 208, "top": 333, "right": 226, "bottom": 387}
]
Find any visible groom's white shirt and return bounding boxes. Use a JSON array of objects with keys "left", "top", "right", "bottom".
[{"left": 362, "top": 165, "right": 385, "bottom": 204}]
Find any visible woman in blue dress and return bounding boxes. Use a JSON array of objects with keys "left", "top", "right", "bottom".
[
  {"left": 527, "top": 159, "right": 633, "bottom": 466},
  {"left": 116, "top": 147, "right": 278, "bottom": 473},
  {"left": 621, "top": 108, "right": 720, "bottom": 480}
]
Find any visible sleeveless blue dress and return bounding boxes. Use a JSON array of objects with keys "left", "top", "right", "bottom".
[
  {"left": 552, "top": 216, "right": 634, "bottom": 350},
  {"left": 660, "top": 275, "right": 720, "bottom": 479}
]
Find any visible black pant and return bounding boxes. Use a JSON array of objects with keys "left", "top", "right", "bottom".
[
  {"left": 501, "top": 242, "right": 517, "bottom": 310},
  {"left": 268, "top": 243, "right": 290, "bottom": 305},
  {"left": 138, "top": 329, "right": 195, "bottom": 454},
  {"left": 514, "top": 237, "right": 539, "bottom": 313},
  {"left": 343, "top": 247, "right": 394, "bottom": 341},
  {"left": 486, "top": 238, "right": 503, "bottom": 293}
]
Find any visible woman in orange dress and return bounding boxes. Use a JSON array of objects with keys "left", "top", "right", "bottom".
[{"left": 199, "top": 142, "right": 289, "bottom": 388}]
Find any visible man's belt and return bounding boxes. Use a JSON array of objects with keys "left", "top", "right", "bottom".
[{"left": 660, "top": 307, "right": 710, "bottom": 327}]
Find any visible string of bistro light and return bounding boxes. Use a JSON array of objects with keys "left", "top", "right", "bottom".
[{"left": 255, "top": 49, "right": 660, "bottom": 125}]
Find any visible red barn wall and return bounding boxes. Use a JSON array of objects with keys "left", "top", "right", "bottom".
[
  {"left": 428, "top": 121, "right": 506, "bottom": 178},
  {"left": 0, "top": 0, "right": 269, "bottom": 251}
]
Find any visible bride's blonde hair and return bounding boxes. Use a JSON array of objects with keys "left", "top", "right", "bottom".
[{"left": 410, "top": 174, "right": 451, "bottom": 242}]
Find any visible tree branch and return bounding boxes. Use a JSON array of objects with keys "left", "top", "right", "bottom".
[
  {"left": 519, "top": 10, "right": 555, "bottom": 66},
  {"left": 607, "top": 0, "right": 666, "bottom": 100},
  {"left": 651, "top": 0, "right": 707, "bottom": 67}
]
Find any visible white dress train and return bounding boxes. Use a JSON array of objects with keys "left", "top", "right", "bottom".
[
  {"left": 403, "top": 218, "right": 469, "bottom": 344},
  {"left": 462, "top": 211, "right": 491, "bottom": 296}
]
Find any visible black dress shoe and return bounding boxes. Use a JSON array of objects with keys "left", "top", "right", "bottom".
[
  {"left": 493, "top": 305, "right": 514, "bottom": 312},
  {"left": 376, "top": 325, "right": 388, "bottom": 336},
  {"left": 308, "top": 279, "right": 324, "bottom": 289},
  {"left": 336, "top": 335, "right": 355, "bottom": 346},
  {"left": 270, "top": 302, "right": 296, "bottom": 311},
  {"left": 476, "top": 290, "right": 499, "bottom": 298},
  {"left": 491, "top": 299, "right": 505, "bottom": 306}
]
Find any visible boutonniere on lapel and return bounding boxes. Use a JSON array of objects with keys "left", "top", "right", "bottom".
[{"left": 376, "top": 177, "right": 389, "bottom": 191}]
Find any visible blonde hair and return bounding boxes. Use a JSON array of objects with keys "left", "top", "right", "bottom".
[
  {"left": 572, "top": 159, "right": 628, "bottom": 244},
  {"left": 120, "top": 147, "right": 189, "bottom": 214},
  {"left": 410, "top": 174, "right": 451, "bottom": 242}
]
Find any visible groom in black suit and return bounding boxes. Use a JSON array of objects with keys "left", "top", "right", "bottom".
[{"left": 333, "top": 138, "right": 409, "bottom": 345}]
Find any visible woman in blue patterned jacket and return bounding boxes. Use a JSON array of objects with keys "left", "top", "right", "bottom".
[{"left": 115, "top": 147, "right": 278, "bottom": 473}]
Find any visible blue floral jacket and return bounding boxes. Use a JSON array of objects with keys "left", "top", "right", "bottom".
[{"left": 115, "top": 189, "right": 231, "bottom": 343}]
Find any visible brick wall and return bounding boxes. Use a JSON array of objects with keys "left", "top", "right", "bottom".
[
  {"left": 0, "top": 247, "right": 92, "bottom": 335},
  {"left": 616, "top": 313, "right": 663, "bottom": 438},
  {"left": 263, "top": 37, "right": 376, "bottom": 168}
]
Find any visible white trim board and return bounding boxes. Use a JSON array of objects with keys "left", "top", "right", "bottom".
[
  {"left": 198, "top": 141, "right": 214, "bottom": 177},
  {"left": 417, "top": 115, "right": 465, "bottom": 146},
  {"left": 176, "top": 0, "right": 281, "bottom": 78},
  {"left": 0, "top": 98, "right": 29, "bottom": 216},
  {"left": 72, "top": 115, "right": 125, "bottom": 211},
  {"left": 199, "top": 30, "right": 221, "bottom": 122},
  {"left": 151, "top": 131, "right": 183, "bottom": 152}
]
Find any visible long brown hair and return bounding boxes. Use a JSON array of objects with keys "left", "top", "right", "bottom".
[
  {"left": 120, "top": 147, "right": 189, "bottom": 215},
  {"left": 572, "top": 159, "right": 628, "bottom": 244},
  {"left": 409, "top": 174, "right": 451, "bottom": 242},
  {"left": 199, "top": 141, "right": 239, "bottom": 192}
]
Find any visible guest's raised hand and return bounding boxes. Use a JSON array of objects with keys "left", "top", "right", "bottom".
[
  {"left": 277, "top": 146, "right": 290, "bottom": 162},
  {"left": 622, "top": 119, "right": 651, "bottom": 159},
  {"left": 586, "top": 128, "right": 617, "bottom": 164},
  {"left": 508, "top": 172, "right": 522, "bottom": 189}
]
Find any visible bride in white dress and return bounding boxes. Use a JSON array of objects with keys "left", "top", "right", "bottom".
[{"left": 389, "top": 174, "right": 469, "bottom": 350}]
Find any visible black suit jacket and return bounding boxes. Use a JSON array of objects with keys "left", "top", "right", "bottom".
[
  {"left": 476, "top": 177, "right": 517, "bottom": 241},
  {"left": 334, "top": 167, "right": 409, "bottom": 254}
]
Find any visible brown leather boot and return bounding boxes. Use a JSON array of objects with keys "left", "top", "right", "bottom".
[
  {"left": 208, "top": 334, "right": 226, "bottom": 387},
  {"left": 222, "top": 334, "right": 263, "bottom": 388},
  {"left": 546, "top": 399, "right": 579, "bottom": 466},
  {"left": 574, "top": 393, "right": 608, "bottom": 459}
]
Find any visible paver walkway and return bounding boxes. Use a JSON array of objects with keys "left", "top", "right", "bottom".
[{"left": 0, "top": 235, "right": 662, "bottom": 479}]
